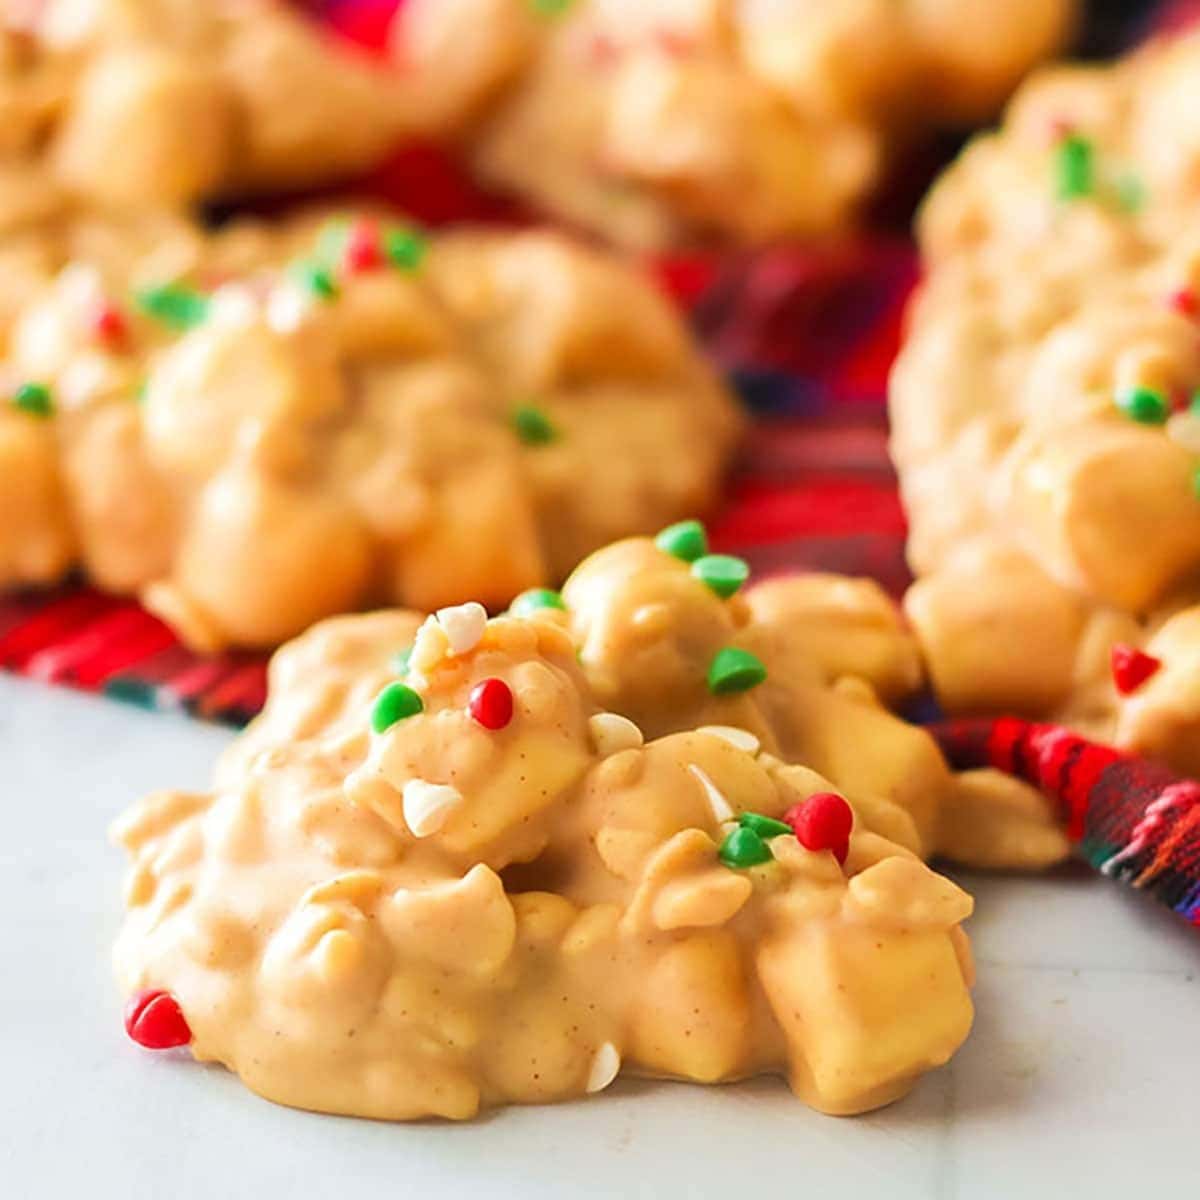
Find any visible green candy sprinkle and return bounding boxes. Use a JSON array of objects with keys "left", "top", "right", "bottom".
[
  {"left": 1056, "top": 134, "right": 1094, "bottom": 201},
  {"left": 511, "top": 587, "right": 566, "bottom": 617},
  {"left": 292, "top": 261, "right": 338, "bottom": 301},
  {"left": 371, "top": 682, "right": 424, "bottom": 733},
  {"left": 384, "top": 226, "right": 427, "bottom": 271},
  {"left": 719, "top": 826, "right": 772, "bottom": 869},
  {"left": 135, "top": 284, "right": 210, "bottom": 330},
  {"left": 1116, "top": 385, "right": 1168, "bottom": 425},
  {"left": 1188, "top": 390, "right": 1200, "bottom": 417},
  {"left": 12, "top": 381, "right": 53, "bottom": 418},
  {"left": 391, "top": 645, "right": 414, "bottom": 674},
  {"left": 707, "top": 647, "right": 768, "bottom": 695},
  {"left": 1192, "top": 465, "right": 1200, "bottom": 501},
  {"left": 655, "top": 519, "right": 708, "bottom": 563},
  {"left": 512, "top": 404, "right": 557, "bottom": 445},
  {"left": 738, "top": 811, "right": 792, "bottom": 840},
  {"left": 691, "top": 553, "right": 749, "bottom": 599},
  {"left": 530, "top": 0, "right": 573, "bottom": 14}
]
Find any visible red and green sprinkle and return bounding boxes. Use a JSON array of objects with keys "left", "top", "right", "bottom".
[
  {"left": 371, "top": 681, "right": 424, "bottom": 733},
  {"left": 512, "top": 404, "right": 558, "bottom": 445},
  {"left": 692, "top": 553, "right": 749, "bottom": 599},
  {"left": 707, "top": 647, "right": 767, "bottom": 695},
  {"left": 1116, "top": 385, "right": 1169, "bottom": 425},
  {"left": 135, "top": 284, "right": 210, "bottom": 330},
  {"left": 511, "top": 587, "right": 566, "bottom": 617},
  {"left": 656, "top": 519, "right": 708, "bottom": 563},
  {"left": 11, "top": 381, "right": 53, "bottom": 418}
]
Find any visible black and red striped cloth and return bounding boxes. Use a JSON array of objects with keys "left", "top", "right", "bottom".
[{"left": 3, "top": 0, "right": 1198, "bottom": 926}]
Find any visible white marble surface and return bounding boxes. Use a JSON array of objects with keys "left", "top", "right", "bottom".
[{"left": 2, "top": 671, "right": 1198, "bottom": 1199}]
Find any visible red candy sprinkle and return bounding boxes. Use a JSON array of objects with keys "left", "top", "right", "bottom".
[
  {"left": 91, "top": 303, "right": 128, "bottom": 348},
  {"left": 124, "top": 989, "right": 192, "bottom": 1049},
  {"left": 1168, "top": 288, "right": 1198, "bottom": 318},
  {"left": 1111, "top": 644, "right": 1162, "bottom": 695},
  {"left": 343, "top": 221, "right": 384, "bottom": 274},
  {"left": 785, "top": 792, "right": 854, "bottom": 866},
  {"left": 468, "top": 677, "right": 513, "bottom": 730}
]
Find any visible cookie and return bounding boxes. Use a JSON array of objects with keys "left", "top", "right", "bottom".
[
  {"left": 891, "top": 31, "right": 1200, "bottom": 773},
  {"left": 1, "top": 0, "right": 409, "bottom": 208},
  {"left": 0, "top": 209, "right": 742, "bottom": 649},
  {"left": 112, "top": 526, "right": 990, "bottom": 1121},
  {"left": 392, "top": 0, "right": 1077, "bottom": 247}
]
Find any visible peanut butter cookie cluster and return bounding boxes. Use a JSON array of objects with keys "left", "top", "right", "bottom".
[
  {"left": 0, "top": 0, "right": 409, "bottom": 208},
  {"left": 391, "top": 0, "right": 1076, "bottom": 247},
  {"left": 114, "top": 526, "right": 1018, "bottom": 1120},
  {"left": 892, "top": 31, "right": 1200, "bottom": 774},
  {"left": 0, "top": 209, "right": 741, "bottom": 648}
]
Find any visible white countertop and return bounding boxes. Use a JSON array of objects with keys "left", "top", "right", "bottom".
[{"left": 2, "top": 672, "right": 1197, "bottom": 1199}]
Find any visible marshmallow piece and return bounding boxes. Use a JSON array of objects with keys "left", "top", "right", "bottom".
[
  {"left": 585, "top": 1042, "right": 621, "bottom": 1094},
  {"left": 435, "top": 602, "right": 488, "bottom": 655},
  {"left": 688, "top": 764, "right": 734, "bottom": 823},
  {"left": 588, "top": 712, "right": 644, "bottom": 756},
  {"left": 697, "top": 725, "right": 761, "bottom": 755},
  {"left": 401, "top": 780, "right": 463, "bottom": 838}
]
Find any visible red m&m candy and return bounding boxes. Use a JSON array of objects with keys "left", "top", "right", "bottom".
[
  {"left": 469, "top": 678, "right": 514, "bottom": 730},
  {"left": 784, "top": 792, "right": 853, "bottom": 866},
  {"left": 124, "top": 989, "right": 192, "bottom": 1050}
]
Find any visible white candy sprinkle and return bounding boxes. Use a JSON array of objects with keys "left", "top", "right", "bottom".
[
  {"left": 585, "top": 1042, "right": 621, "bottom": 1094},
  {"left": 57, "top": 262, "right": 104, "bottom": 309},
  {"left": 208, "top": 284, "right": 260, "bottom": 329},
  {"left": 697, "top": 725, "right": 761, "bottom": 755},
  {"left": 588, "top": 712, "right": 644, "bottom": 756},
  {"left": 435, "top": 602, "right": 488, "bottom": 655},
  {"left": 1167, "top": 411, "right": 1200, "bottom": 453},
  {"left": 265, "top": 284, "right": 313, "bottom": 334},
  {"left": 401, "top": 780, "right": 463, "bottom": 837},
  {"left": 688, "top": 764, "right": 734, "bottom": 823}
]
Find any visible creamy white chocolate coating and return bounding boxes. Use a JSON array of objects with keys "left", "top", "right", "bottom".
[
  {"left": 114, "top": 533, "right": 990, "bottom": 1121},
  {"left": 0, "top": 209, "right": 740, "bottom": 649},
  {"left": 0, "top": 0, "right": 410, "bottom": 208},
  {"left": 392, "top": 0, "right": 1076, "bottom": 248},
  {"left": 892, "top": 31, "right": 1200, "bottom": 772}
]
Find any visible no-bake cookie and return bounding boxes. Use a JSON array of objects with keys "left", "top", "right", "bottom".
[
  {"left": 392, "top": 0, "right": 1077, "bottom": 248},
  {"left": 0, "top": 0, "right": 409, "bottom": 209},
  {"left": 113, "top": 526, "right": 1012, "bottom": 1121},
  {"left": 0, "top": 208, "right": 741, "bottom": 649},
  {"left": 891, "top": 30, "right": 1200, "bottom": 775}
]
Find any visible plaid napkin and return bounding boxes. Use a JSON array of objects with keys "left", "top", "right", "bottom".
[{"left": 3, "top": 0, "right": 1197, "bottom": 927}]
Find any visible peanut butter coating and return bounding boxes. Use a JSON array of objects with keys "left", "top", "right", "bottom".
[
  {"left": 113, "top": 535, "right": 987, "bottom": 1121},
  {"left": 892, "top": 31, "right": 1200, "bottom": 773}
]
